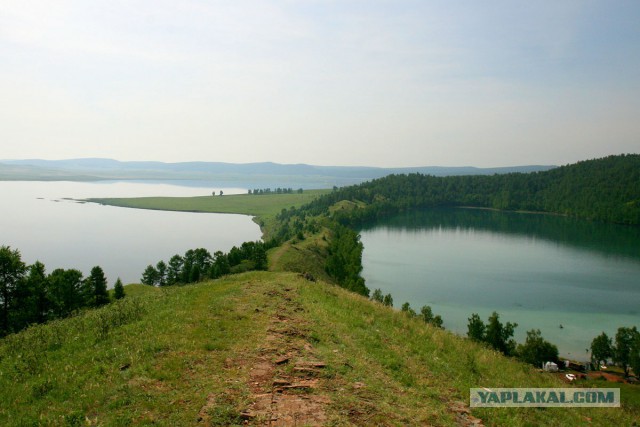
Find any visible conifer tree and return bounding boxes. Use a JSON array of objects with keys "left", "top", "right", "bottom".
[
  {"left": 113, "top": 278, "right": 125, "bottom": 300},
  {"left": 89, "top": 266, "right": 110, "bottom": 307}
]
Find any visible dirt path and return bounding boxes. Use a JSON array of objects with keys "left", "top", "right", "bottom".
[
  {"left": 197, "top": 276, "right": 485, "bottom": 426},
  {"left": 241, "top": 286, "right": 330, "bottom": 426},
  {"left": 267, "top": 243, "right": 290, "bottom": 272}
]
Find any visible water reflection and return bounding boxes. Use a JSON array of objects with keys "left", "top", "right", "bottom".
[
  {"left": 359, "top": 208, "right": 640, "bottom": 360},
  {"left": 360, "top": 207, "right": 640, "bottom": 262}
]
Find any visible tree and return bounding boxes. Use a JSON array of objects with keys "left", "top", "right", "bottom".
[
  {"left": 0, "top": 246, "right": 26, "bottom": 335},
  {"left": 24, "top": 261, "right": 49, "bottom": 324},
  {"left": 467, "top": 313, "right": 486, "bottom": 342},
  {"left": 182, "top": 249, "right": 196, "bottom": 283},
  {"left": 420, "top": 305, "right": 444, "bottom": 328},
  {"left": 47, "top": 268, "right": 84, "bottom": 318},
  {"left": 401, "top": 302, "right": 416, "bottom": 317},
  {"left": 614, "top": 326, "right": 640, "bottom": 377},
  {"left": 193, "top": 248, "right": 213, "bottom": 275},
  {"left": 371, "top": 288, "right": 384, "bottom": 303},
  {"left": 590, "top": 332, "right": 613, "bottom": 369},
  {"left": 113, "top": 278, "right": 125, "bottom": 300},
  {"left": 420, "top": 305, "right": 434, "bottom": 323},
  {"left": 167, "top": 254, "right": 183, "bottom": 285},
  {"left": 485, "top": 312, "right": 518, "bottom": 356},
  {"left": 11, "top": 260, "right": 48, "bottom": 331},
  {"left": 382, "top": 293, "right": 393, "bottom": 307},
  {"left": 324, "top": 224, "right": 368, "bottom": 297},
  {"left": 210, "top": 251, "right": 230, "bottom": 278},
  {"left": 141, "top": 265, "right": 159, "bottom": 286},
  {"left": 432, "top": 314, "right": 444, "bottom": 329},
  {"left": 189, "top": 264, "right": 201, "bottom": 283},
  {"left": 517, "top": 329, "right": 559, "bottom": 367},
  {"left": 88, "top": 265, "right": 110, "bottom": 307},
  {"left": 156, "top": 260, "right": 167, "bottom": 287},
  {"left": 252, "top": 244, "right": 268, "bottom": 270}
]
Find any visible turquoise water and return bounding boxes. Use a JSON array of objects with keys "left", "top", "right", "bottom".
[{"left": 360, "top": 208, "right": 640, "bottom": 361}]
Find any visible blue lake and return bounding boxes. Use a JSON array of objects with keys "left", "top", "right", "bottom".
[{"left": 360, "top": 208, "right": 640, "bottom": 361}]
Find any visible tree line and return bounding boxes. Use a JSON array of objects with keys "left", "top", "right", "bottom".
[
  {"left": 248, "top": 188, "right": 303, "bottom": 195},
  {"left": 0, "top": 245, "right": 124, "bottom": 338},
  {"left": 294, "top": 154, "right": 640, "bottom": 227},
  {"left": 140, "top": 241, "right": 271, "bottom": 287},
  {"left": 466, "top": 311, "right": 640, "bottom": 376}
]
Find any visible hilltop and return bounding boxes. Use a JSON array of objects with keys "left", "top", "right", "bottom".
[{"left": 1, "top": 272, "right": 636, "bottom": 425}]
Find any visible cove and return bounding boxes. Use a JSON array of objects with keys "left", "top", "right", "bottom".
[{"left": 360, "top": 208, "right": 640, "bottom": 361}]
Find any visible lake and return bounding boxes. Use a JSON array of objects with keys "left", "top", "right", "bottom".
[
  {"left": 0, "top": 181, "right": 262, "bottom": 285},
  {"left": 360, "top": 208, "right": 640, "bottom": 361}
]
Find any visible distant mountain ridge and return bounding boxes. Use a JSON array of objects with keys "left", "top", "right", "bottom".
[{"left": 0, "top": 158, "right": 556, "bottom": 186}]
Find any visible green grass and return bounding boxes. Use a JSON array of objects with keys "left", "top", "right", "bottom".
[
  {"left": 88, "top": 190, "right": 329, "bottom": 229},
  {"left": 1, "top": 272, "right": 637, "bottom": 425},
  {"left": 268, "top": 227, "right": 333, "bottom": 281},
  {"left": 88, "top": 190, "right": 330, "bottom": 240}
]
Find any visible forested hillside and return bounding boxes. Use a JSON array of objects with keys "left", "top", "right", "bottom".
[{"left": 293, "top": 154, "right": 639, "bottom": 227}]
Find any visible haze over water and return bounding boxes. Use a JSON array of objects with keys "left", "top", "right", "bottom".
[
  {"left": 360, "top": 208, "right": 640, "bottom": 361},
  {"left": 1, "top": 181, "right": 261, "bottom": 285}
]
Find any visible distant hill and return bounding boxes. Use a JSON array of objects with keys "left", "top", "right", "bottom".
[{"left": 0, "top": 158, "right": 556, "bottom": 187}]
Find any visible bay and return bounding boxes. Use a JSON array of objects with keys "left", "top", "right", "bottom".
[
  {"left": 0, "top": 181, "right": 261, "bottom": 286},
  {"left": 360, "top": 208, "right": 640, "bottom": 361}
]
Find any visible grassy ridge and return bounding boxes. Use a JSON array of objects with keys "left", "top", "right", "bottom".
[
  {"left": 89, "top": 190, "right": 330, "bottom": 239},
  {"left": 88, "top": 190, "right": 330, "bottom": 218},
  {"left": 0, "top": 272, "right": 636, "bottom": 425}
]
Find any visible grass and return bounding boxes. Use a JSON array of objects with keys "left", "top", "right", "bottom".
[
  {"left": 268, "top": 227, "right": 333, "bottom": 282},
  {"left": 88, "top": 190, "right": 330, "bottom": 237},
  {"left": 1, "top": 272, "right": 637, "bottom": 426},
  {"left": 111, "top": 283, "right": 160, "bottom": 298}
]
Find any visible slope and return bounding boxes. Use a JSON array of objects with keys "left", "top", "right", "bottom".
[{"left": 0, "top": 272, "right": 635, "bottom": 426}]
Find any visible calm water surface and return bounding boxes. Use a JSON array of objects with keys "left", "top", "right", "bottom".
[
  {"left": 360, "top": 208, "right": 640, "bottom": 360},
  {"left": 1, "top": 181, "right": 261, "bottom": 285}
]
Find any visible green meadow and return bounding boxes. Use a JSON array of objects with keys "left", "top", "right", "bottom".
[
  {"left": 88, "top": 190, "right": 330, "bottom": 218},
  {"left": 1, "top": 271, "right": 636, "bottom": 426},
  {"left": 88, "top": 190, "right": 331, "bottom": 239}
]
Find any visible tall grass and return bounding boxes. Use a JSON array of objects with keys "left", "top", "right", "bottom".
[{"left": 0, "top": 297, "right": 148, "bottom": 377}]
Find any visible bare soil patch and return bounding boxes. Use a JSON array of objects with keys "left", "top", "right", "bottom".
[{"left": 240, "top": 285, "right": 331, "bottom": 426}]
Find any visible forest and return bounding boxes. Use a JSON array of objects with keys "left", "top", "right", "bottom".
[
  {"left": 296, "top": 154, "right": 640, "bottom": 227},
  {"left": 139, "top": 240, "right": 273, "bottom": 287},
  {"left": 270, "top": 154, "right": 639, "bottom": 296},
  {"left": 0, "top": 245, "right": 123, "bottom": 338}
]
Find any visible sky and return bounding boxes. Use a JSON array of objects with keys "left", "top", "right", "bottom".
[{"left": 1, "top": 1, "right": 639, "bottom": 168}]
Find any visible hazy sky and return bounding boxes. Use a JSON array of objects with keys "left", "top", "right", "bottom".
[{"left": 1, "top": 1, "right": 639, "bottom": 167}]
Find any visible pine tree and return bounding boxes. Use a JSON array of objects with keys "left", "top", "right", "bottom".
[
  {"left": 113, "top": 278, "right": 125, "bottom": 300},
  {"left": 89, "top": 266, "right": 110, "bottom": 307},
  {"left": 141, "top": 265, "right": 159, "bottom": 286}
]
